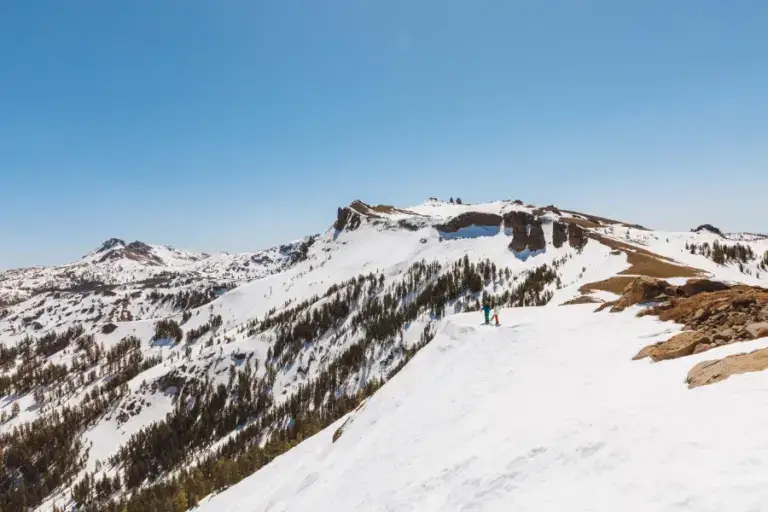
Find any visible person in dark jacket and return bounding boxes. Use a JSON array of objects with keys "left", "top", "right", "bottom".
[{"left": 482, "top": 304, "right": 492, "bottom": 325}]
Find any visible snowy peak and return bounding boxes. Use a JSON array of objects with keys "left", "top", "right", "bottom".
[
  {"left": 94, "top": 237, "right": 127, "bottom": 253},
  {"left": 83, "top": 238, "right": 206, "bottom": 268}
]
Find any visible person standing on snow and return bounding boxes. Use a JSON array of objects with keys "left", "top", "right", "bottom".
[
  {"left": 491, "top": 306, "right": 500, "bottom": 326},
  {"left": 482, "top": 304, "right": 492, "bottom": 325}
]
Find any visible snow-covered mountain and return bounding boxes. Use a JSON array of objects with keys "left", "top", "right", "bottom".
[{"left": 1, "top": 198, "right": 766, "bottom": 512}]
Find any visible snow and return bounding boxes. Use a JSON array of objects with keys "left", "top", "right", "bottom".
[
  {"left": 198, "top": 305, "right": 768, "bottom": 512},
  {"left": 1, "top": 198, "right": 766, "bottom": 511}
]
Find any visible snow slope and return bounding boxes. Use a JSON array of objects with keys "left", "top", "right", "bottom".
[
  {"left": 1, "top": 198, "right": 766, "bottom": 511},
  {"left": 198, "top": 304, "right": 768, "bottom": 512}
]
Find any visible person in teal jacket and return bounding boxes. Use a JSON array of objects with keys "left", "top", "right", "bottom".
[{"left": 482, "top": 304, "right": 492, "bottom": 325}]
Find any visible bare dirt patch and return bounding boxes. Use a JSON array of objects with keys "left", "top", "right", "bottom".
[
  {"left": 560, "top": 209, "right": 649, "bottom": 230},
  {"left": 590, "top": 234, "right": 702, "bottom": 278},
  {"left": 579, "top": 276, "right": 635, "bottom": 296}
]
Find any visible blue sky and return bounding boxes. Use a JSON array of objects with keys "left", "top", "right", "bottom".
[{"left": 1, "top": 1, "right": 767, "bottom": 269}]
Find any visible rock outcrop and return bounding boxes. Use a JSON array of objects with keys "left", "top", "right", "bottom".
[
  {"left": 334, "top": 207, "right": 351, "bottom": 231},
  {"left": 610, "top": 276, "right": 673, "bottom": 312},
  {"left": 96, "top": 240, "right": 164, "bottom": 265},
  {"left": 334, "top": 207, "right": 362, "bottom": 232},
  {"left": 631, "top": 283, "right": 768, "bottom": 363},
  {"left": 527, "top": 219, "right": 546, "bottom": 252},
  {"left": 678, "top": 279, "right": 730, "bottom": 297},
  {"left": 96, "top": 238, "right": 126, "bottom": 253},
  {"left": 435, "top": 212, "right": 502, "bottom": 233},
  {"left": 503, "top": 211, "right": 546, "bottom": 253},
  {"left": 504, "top": 211, "right": 532, "bottom": 252},
  {"left": 687, "top": 348, "right": 768, "bottom": 388},
  {"left": 633, "top": 331, "right": 707, "bottom": 362},
  {"left": 532, "top": 205, "right": 562, "bottom": 217},
  {"left": 552, "top": 221, "right": 567, "bottom": 249},
  {"left": 567, "top": 223, "right": 587, "bottom": 249}
]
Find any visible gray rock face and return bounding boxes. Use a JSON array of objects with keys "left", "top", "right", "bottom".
[
  {"left": 334, "top": 207, "right": 362, "bottom": 231},
  {"left": 552, "top": 221, "right": 567, "bottom": 248},
  {"left": 435, "top": 212, "right": 503, "bottom": 233},
  {"left": 527, "top": 219, "right": 546, "bottom": 252},
  {"left": 567, "top": 223, "right": 587, "bottom": 249},
  {"left": 503, "top": 211, "right": 533, "bottom": 252}
]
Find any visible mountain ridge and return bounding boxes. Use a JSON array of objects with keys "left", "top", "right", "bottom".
[{"left": 0, "top": 197, "right": 767, "bottom": 511}]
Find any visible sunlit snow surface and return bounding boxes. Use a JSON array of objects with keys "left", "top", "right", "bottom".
[{"left": 199, "top": 305, "right": 768, "bottom": 512}]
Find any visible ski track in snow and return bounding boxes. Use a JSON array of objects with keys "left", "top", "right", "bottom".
[{"left": 199, "top": 305, "right": 768, "bottom": 512}]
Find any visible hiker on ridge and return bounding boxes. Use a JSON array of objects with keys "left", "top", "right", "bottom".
[{"left": 482, "top": 303, "right": 492, "bottom": 325}]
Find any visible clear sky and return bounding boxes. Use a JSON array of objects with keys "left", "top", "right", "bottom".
[{"left": 1, "top": 1, "right": 767, "bottom": 269}]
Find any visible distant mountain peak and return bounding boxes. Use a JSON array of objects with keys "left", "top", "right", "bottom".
[{"left": 96, "top": 238, "right": 126, "bottom": 253}]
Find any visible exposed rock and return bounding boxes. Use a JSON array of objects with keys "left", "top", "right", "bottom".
[
  {"left": 560, "top": 295, "right": 602, "bottom": 306},
  {"left": 552, "top": 221, "right": 567, "bottom": 248},
  {"left": 532, "top": 205, "right": 562, "bottom": 217},
  {"left": 334, "top": 207, "right": 351, "bottom": 231},
  {"left": 713, "top": 328, "right": 736, "bottom": 342},
  {"left": 595, "top": 300, "right": 618, "bottom": 312},
  {"left": 611, "top": 276, "right": 671, "bottom": 312},
  {"left": 503, "top": 211, "right": 534, "bottom": 252},
  {"left": 633, "top": 331, "right": 707, "bottom": 361},
  {"left": 527, "top": 219, "right": 546, "bottom": 252},
  {"left": 679, "top": 279, "right": 730, "bottom": 298},
  {"left": 567, "top": 223, "right": 587, "bottom": 249},
  {"left": 334, "top": 207, "right": 362, "bottom": 232},
  {"left": 96, "top": 240, "right": 163, "bottom": 265},
  {"left": 746, "top": 322, "right": 768, "bottom": 339},
  {"left": 96, "top": 238, "right": 126, "bottom": 253},
  {"left": 630, "top": 284, "right": 768, "bottom": 383},
  {"left": 435, "top": 212, "right": 503, "bottom": 233},
  {"left": 692, "top": 343, "right": 712, "bottom": 354},
  {"left": 687, "top": 348, "right": 768, "bottom": 388}
]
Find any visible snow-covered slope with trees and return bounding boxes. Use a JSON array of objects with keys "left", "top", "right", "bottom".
[
  {"left": 0, "top": 198, "right": 766, "bottom": 511},
  {"left": 197, "top": 305, "right": 768, "bottom": 512}
]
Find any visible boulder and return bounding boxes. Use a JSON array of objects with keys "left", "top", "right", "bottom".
[
  {"left": 679, "top": 279, "right": 730, "bottom": 298},
  {"left": 687, "top": 348, "right": 768, "bottom": 388},
  {"left": 746, "top": 322, "right": 768, "bottom": 340},
  {"left": 611, "top": 276, "right": 671, "bottom": 312},
  {"left": 633, "top": 331, "right": 707, "bottom": 361},
  {"left": 693, "top": 343, "right": 713, "bottom": 354},
  {"left": 713, "top": 328, "right": 736, "bottom": 343},
  {"left": 552, "top": 221, "right": 568, "bottom": 248},
  {"left": 568, "top": 223, "right": 587, "bottom": 249}
]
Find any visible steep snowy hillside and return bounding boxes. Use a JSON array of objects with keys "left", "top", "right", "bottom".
[
  {"left": 197, "top": 305, "right": 768, "bottom": 512},
  {"left": 0, "top": 198, "right": 765, "bottom": 511}
]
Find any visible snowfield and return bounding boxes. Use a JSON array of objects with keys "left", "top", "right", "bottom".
[{"left": 198, "top": 304, "right": 768, "bottom": 512}]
